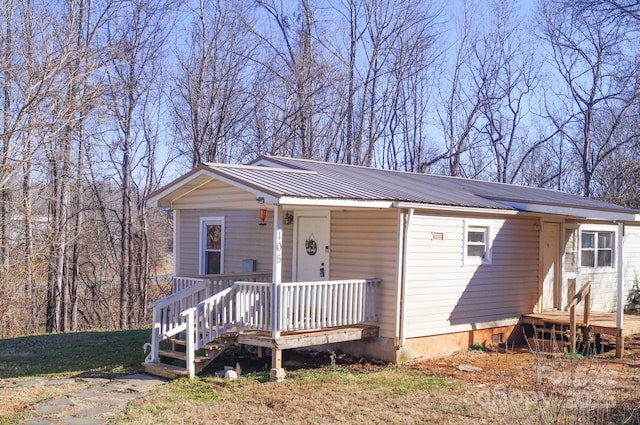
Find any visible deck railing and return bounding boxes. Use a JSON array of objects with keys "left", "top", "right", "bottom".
[
  {"left": 565, "top": 280, "right": 592, "bottom": 353},
  {"left": 172, "top": 272, "right": 272, "bottom": 293},
  {"left": 278, "top": 279, "right": 380, "bottom": 332},
  {"left": 146, "top": 272, "right": 271, "bottom": 363},
  {"left": 150, "top": 276, "right": 380, "bottom": 377}
]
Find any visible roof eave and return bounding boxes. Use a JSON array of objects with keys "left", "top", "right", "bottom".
[
  {"left": 278, "top": 197, "right": 395, "bottom": 209},
  {"left": 498, "top": 200, "right": 640, "bottom": 222},
  {"left": 147, "top": 165, "right": 282, "bottom": 209},
  {"left": 146, "top": 166, "right": 214, "bottom": 208},
  {"left": 393, "top": 201, "right": 519, "bottom": 215}
]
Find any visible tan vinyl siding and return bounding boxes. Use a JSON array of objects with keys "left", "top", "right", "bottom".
[
  {"left": 404, "top": 214, "right": 539, "bottom": 338},
  {"left": 625, "top": 226, "right": 640, "bottom": 308},
  {"left": 177, "top": 210, "right": 200, "bottom": 275},
  {"left": 330, "top": 209, "right": 401, "bottom": 339},
  {"left": 177, "top": 209, "right": 293, "bottom": 281},
  {"left": 171, "top": 179, "right": 257, "bottom": 210}
]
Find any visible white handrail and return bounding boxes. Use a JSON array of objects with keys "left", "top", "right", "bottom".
[
  {"left": 172, "top": 276, "right": 205, "bottom": 293},
  {"left": 147, "top": 273, "right": 271, "bottom": 365},
  {"left": 153, "top": 277, "right": 380, "bottom": 378}
]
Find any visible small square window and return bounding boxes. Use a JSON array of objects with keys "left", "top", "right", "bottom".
[{"left": 465, "top": 224, "right": 491, "bottom": 265}]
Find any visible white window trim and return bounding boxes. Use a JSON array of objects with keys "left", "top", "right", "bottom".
[
  {"left": 199, "top": 216, "right": 225, "bottom": 275},
  {"left": 579, "top": 225, "right": 616, "bottom": 272},
  {"left": 463, "top": 220, "right": 492, "bottom": 265}
]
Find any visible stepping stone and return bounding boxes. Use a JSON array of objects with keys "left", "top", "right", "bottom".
[{"left": 458, "top": 364, "right": 483, "bottom": 372}]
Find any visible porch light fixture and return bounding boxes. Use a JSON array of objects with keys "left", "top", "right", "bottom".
[
  {"left": 284, "top": 212, "right": 294, "bottom": 225},
  {"left": 259, "top": 207, "right": 267, "bottom": 226}
]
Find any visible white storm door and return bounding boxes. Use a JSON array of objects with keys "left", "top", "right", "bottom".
[{"left": 295, "top": 215, "right": 329, "bottom": 282}]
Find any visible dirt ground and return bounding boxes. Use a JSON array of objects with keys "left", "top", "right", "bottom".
[
  {"left": 401, "top": 337, "right": 640, "bottom": 424},
  {"left": 273, "top": 335, "right": 640, "bottom": 424},
  {"left": 187, "top": 336, "right": 640, "bottom": 424},
  {"left": 5, "top": 336, "right": 640, "bottom": 424}
]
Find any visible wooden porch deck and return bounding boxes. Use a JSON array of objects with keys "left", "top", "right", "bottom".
[
  {"left": 522, "top": 311, "right": 640, "bottom": 357},
  {"left": 237, "top": 324, "right": 379, "bottom": 350},
  {"left": 145, "top": 275, "right": 381, "bottom": 379}
]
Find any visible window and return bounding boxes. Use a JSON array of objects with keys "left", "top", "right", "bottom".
[
  {"left": 464, "top": 222, "right": 492, "bottom": 264},
  {"left": 581, "top": 231, "right": 613, "bottom": 268},
  {"left": 201, "top": 218, "right": 224, "bottom": 274}
]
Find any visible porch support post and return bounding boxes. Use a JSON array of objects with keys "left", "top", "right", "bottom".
[
  {"left": 616, "top": 223, "right": 625, "bottom": 358},
  {"left": 272, "top": 204, "right": 283, "bottom": 338},
  {"left": 150, "top": 307, "right": 161, "bottom": 363},
  {"left": 270, "top": 204, "right": 286, "bottom": 381},
  {"left": 269, "top": 348, "right": 285, "bottom": 382}
]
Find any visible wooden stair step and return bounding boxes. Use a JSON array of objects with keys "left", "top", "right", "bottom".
[
  {"left": 203, "top": 342, "right": 226, "bottom": 351},
  {"left": 170, "top": 334, "right": 235, "bottom": 347},
  {"left": 158, "top": 349, "right": 210, "bottom": 363},
  {"left": 169, "top": 336, "right": 186, "bottom": 346},
  {"left": 168, "top": 338, "right": 229, "bottom": 352},
  {"left": 143, "top": 362, "right": 189, "bottom": 379}
]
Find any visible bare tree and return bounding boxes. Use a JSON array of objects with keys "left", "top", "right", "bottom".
[
  {"left": 103, "top": 0, "right": 171, "bottom": 328},
  {"left": 172, "top": 0, "right": 254, "bottom": 166},
  {"left": 541, "top": 0, "right": 640, "bottom": 197},
  {"left": 470, "top": 0, "right": 546, "bottom": 183},
  {"left": 567, "top": 0, "right": 640, "bottom": 23},
  {"left": 250, "top": 0, "right": 328, "bottom": 159},
  {"left": 0, "top": 1, "right": 80, "bottom": 332},
  {"left": 436, "top": 1, "right": 485, "bottom": 177}
]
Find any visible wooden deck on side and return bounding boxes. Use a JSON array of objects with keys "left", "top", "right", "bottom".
[
  {"left": 523, "top": 311, "right": 640, "bottom": 337},
  {"left": 523, "top": 311, "right": 640, "bottom": 357}
]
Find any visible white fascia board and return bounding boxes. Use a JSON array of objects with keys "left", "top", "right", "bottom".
[
  {"left": 392, "top": 202, "right": 519, "bottom": 215},
  {"left": 498, "top": 201, "right": 640, "bottom": 222},
  {"left": 278, "top": 196, "right": 394, "bottom": 209}
]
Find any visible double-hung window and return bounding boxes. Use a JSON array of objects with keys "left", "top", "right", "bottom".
[
  {"left": 581, "top": 231, "right": 613, "bottom": 269},
  {"left": 464, "top": 221, "right": 492, "bottom": 265},
  {"left": 201, "top": 217, "right": 224, "bottom": 274}
]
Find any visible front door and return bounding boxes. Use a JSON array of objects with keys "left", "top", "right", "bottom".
[
  {"left": 541, "top": 222, "right": 560, "bottom": 310},
  {"left": 295, "top": 214, "right": 329, "bottom": 281}
]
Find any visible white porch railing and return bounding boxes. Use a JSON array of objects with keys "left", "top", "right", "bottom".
[
  {"left": 172, "top": 272, "right": 272, "bottom": 293},
  {"left": 146, "top": 272, "right": 271, "bottom": 363},
  {"left": 277, "top": 279, "right": 379, "bottom": 332},
  {"left": 150, "top": 277, "right": 380, "bottom": 377}
]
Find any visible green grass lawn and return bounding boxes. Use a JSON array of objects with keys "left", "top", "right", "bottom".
[
  {"left": 115, "top": 365, "right": 463, "bottom": 425},
  {"left": 0, "top": 329, "right": 149, "bottom": 379},
  {"left": 1, "top": 330, "right": 639, "bottom": 425}
]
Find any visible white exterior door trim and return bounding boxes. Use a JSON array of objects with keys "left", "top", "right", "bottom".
[{"left": 293, "top": 210, "right": 330, "bottom": 282}]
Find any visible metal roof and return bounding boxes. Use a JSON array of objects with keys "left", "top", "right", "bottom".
[
  {"left": 148, "top": 156, "right": 640, "bottom": 221},
  {"left": 252, "top": 156, "right": 638, "bottom": 215}
]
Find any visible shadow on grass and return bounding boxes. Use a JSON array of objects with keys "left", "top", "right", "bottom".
[
  {"left": 0, "top": 329, "right": 149, "bottom": 379},
  {"left": 197, "top": 345, "right": 377, "bottom": 383}
]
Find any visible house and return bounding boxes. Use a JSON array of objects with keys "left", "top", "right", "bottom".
[{"left": 143, "top": 156, "right": 640, "bottom": 380}]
